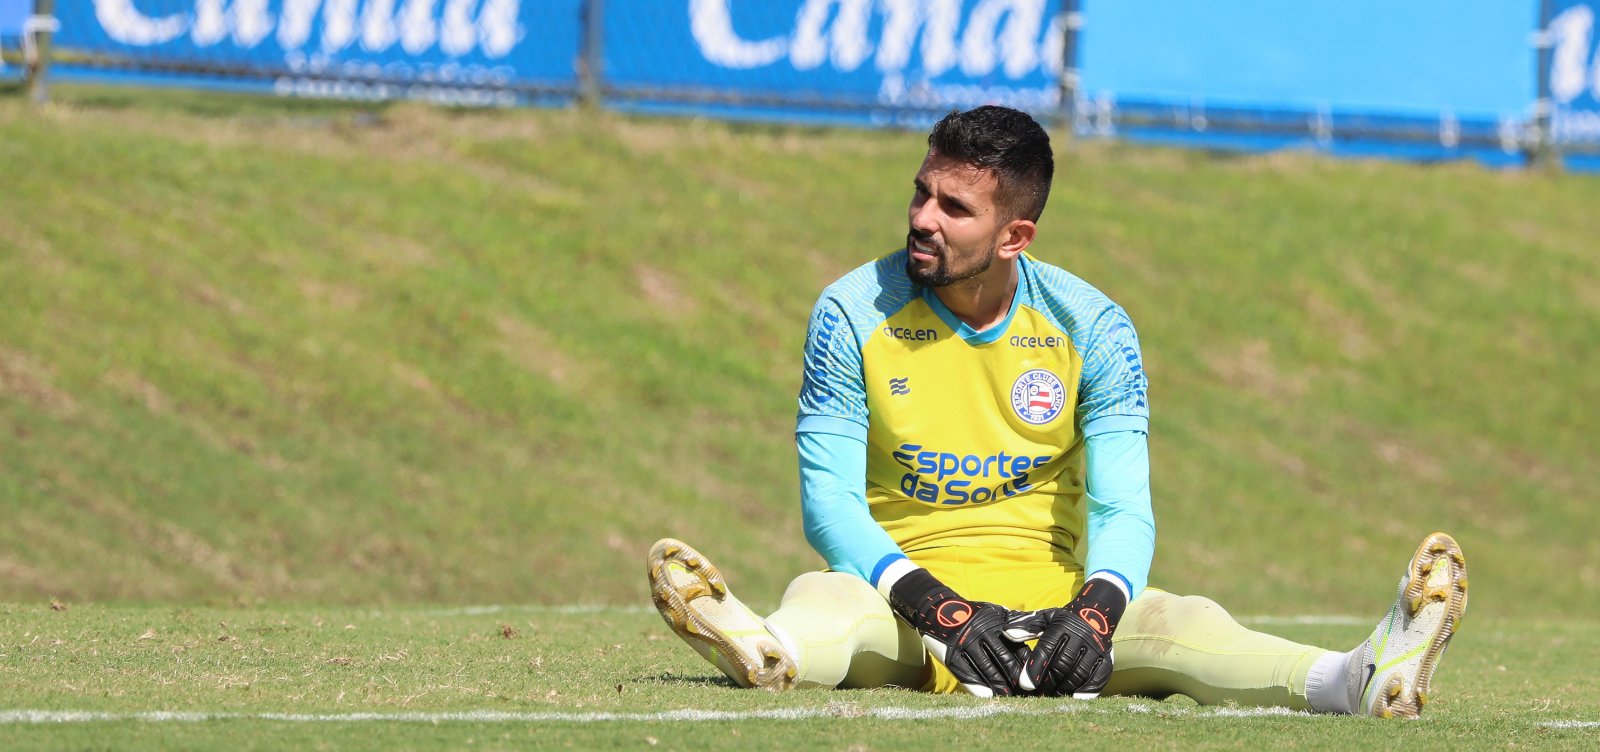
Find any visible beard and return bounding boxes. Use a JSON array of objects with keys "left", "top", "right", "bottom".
[{"left": 905, "top": 232, "right": 997, "bottom": 288}]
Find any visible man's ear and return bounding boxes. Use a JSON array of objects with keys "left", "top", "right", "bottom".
[{"left": 997, "top": 219, "right": 1037, "bottom": 260}]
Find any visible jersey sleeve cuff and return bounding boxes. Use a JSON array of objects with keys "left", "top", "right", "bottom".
[
  {"left": 796, "top": 414, "right": 869, "bottom": 443},
  {"left": 872, "top": 557, "right": 919, "bottom": 600},
  {"left": 1082, "top": 414, "right": 1149, "bottom": 437},
  {"left": 1087, "top": 570, "right": 1133, "bottom": 601}
]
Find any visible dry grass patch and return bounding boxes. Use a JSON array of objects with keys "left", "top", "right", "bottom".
[
  {"left": 1201, "top": 338, "right": 1310, "bottom": 402},
  {"left": 494, "top": 315, "right": 583, "bottom": 386},
  {"left": 0, "top": 347, "right": 78, "bottom": 417}
]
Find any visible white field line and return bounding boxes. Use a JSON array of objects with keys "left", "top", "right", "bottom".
[
  {"left": 0, "top": 704, "right": 1323, "bottom": 726},
  {"left": 1539, "top": 721, "right": 1600, "bottom": 729},
  {"left": 368, "top": 605, "right": 655, "bottom": 618},
  {"left": 1238, "top": 615, "right": 1369, "bottom": 626}
]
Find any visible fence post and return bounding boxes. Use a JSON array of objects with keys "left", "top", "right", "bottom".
[
  {"left": 1530, "top": 0, "right": 1557, "bottom": 169},
  {"left": 578, "top": 0, "right": 604, "bottom": 108},
  {"left": 1056, "top": 0, "right": 1083, "bottom": 134},
  {"left": 25, "top": 0, "right": 54, "bottom": 104}
]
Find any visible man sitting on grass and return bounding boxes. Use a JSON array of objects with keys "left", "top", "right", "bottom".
[{"left": 647, "top": 105, "right": 1467, "bottom": 717}]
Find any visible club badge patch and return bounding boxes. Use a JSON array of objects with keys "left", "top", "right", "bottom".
[{"left": 1011, "top": 369, "right": 1066, "bottom": 425}]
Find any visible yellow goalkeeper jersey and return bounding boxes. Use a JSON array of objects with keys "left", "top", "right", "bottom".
[{"left": 796, "top": 250, "right": 1150, "bottom": 562}]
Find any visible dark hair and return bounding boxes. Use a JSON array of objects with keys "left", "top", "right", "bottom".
[{"left": 927, "top": 106, "right": 1054, "bottom": 223}]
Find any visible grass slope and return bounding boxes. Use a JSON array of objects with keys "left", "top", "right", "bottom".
[{"left": 1, "top": 86, "right": 1598, "bottom": 619}]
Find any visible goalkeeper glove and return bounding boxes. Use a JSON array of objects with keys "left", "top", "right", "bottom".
[
  {"left": 1005, "top": 576, "right": 1127, "bottom": 698},
  {"left": 887, "top": 567, "right": 1027, "bottom": 697}
]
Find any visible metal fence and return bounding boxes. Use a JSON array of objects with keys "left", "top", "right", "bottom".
[
  {"left": 1, "top": 0, "right": 49, "bottom": 86},
  {"left": 13, "top": 0, "right": 1600, "bottom": 169}
]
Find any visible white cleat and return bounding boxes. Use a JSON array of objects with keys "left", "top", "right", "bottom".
[
  {"left": 1349, "top": 532, "right": 1470, "bottom": 718},
  {"left": 647, "top": 538, "right": 798, "bottom": 691}
]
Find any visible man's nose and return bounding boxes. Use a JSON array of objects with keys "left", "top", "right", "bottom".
[{"left": 909, "top": 199, "right": 938, "bottom": 235}]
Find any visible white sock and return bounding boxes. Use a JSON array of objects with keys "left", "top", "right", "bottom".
[
  {"left": 763, "top": 620, "right": 805, "bottom": 669},
  {"left": 1304, "top": 649, "right": 1355, "bottom": 714}
]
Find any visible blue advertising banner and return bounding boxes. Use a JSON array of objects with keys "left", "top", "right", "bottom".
[
  {"left": 1, "top": 0, "right": 27, "bottom": 34},
  {"left": 1548, "top": 1, "right": 1600, "bottom": 152},
  {"left": 1082, "top": 0, "right": 1535, "bottom": 119},
  {"left": 1, "top": 0, "right": 32, "bottom": 79},
  {"left": 603, "top": 0, "right": 1071, "bottom": 124},
  {"left": 52, "top": 0, "right": 583, "bottom": 103},
  {"left": 32, "top": 0, "right": 1600, "bottom": 169},
  {"left": 1077, "top": 0, "right": 1539, "bottom": 161}
]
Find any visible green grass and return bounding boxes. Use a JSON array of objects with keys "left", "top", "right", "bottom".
[
  {"left": 1, "top": 604, "right": 1596, "bottom": 750},
  {"left": 1, "top": 83, "right": 1599, "bottom": 746},
  {"left": 2, "top": 85, "right": 1596, "bottom": 612}
]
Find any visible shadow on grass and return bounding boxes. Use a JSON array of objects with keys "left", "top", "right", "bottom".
[
  {"left": 10, "top": 80, "right": 398, "bottom": 121},
  {"left": 631, "top": 672, "right": 740, "bottom": 688}
]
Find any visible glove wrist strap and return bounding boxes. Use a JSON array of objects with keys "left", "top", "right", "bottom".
[
  {"left": 1085, "top": 570, "right": 1132, "bottom": 602},
  {"left": 887, "top": 568, "right": 960, "bottom": 630},
  {"left": 1070, "top": 577, "right": 1129, "bottom": 634},
  {"left": 873, "top": 557, "right": 920, "bottom": 600}
]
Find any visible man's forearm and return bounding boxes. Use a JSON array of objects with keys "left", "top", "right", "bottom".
[
  {"left": 797, "top": 429, "right": 907, "bottom": 585},
  {"left": 1084, "top": 429, "right": 1156, "bottom": 599}
]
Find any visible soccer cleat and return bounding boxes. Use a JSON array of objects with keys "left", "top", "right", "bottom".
[
  {"left": 647, "top": 538, "right": 798, "bottom": 691},
  {"left": 1349, "top": 532, "right": 1470, "bottom": 719}
]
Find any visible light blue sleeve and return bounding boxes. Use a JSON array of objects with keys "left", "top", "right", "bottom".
[
  {"left": 1077, "top": 306, "right": 1151, "bottom": 437},
  {"left": 1083, "top": 429, "right": 1156, "bottom": 599},
  {"left": 797, "top": 430, "right": 907, "bottom": 585},
  {"left": 797, "top": 296, "right": 870, "bottom": 433}
]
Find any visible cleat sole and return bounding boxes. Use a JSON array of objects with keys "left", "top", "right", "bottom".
[
  {"left": 1373, "top": 532, "right": 1468, "bottom": 719},
  {"left": 647, "top": 538, "right": 797, "bottom": 692}
]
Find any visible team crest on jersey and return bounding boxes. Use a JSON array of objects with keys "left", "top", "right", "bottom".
[{"left": 1011, "top": 369, "right": 1066, "bottom": 425}]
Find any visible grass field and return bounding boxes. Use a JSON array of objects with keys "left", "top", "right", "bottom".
[
  {"left": 2, "top": 603, "right": 1598, "bottom": 750},
  {"left": 2, "top": 83, "right": 1600, "bottom": 748}
]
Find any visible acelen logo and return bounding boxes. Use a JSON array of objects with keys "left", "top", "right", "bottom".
[{"left": 689, "top": 0, "right": 1069, "bottom": 80}]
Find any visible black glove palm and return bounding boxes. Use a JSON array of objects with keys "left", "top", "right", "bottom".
[
  {"left": 888, "top": 568, "right": 1027, "bottom": 698},
  {"left": 1005, "top": 578, "right": 1128, "bottom": 697}
]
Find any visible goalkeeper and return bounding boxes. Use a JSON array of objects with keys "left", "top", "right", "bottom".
[{"left": 647, "top": 106, "right": 1467, "bottom": 717}]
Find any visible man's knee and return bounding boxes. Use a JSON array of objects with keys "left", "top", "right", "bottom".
[
  {"left": 781, "top": 572, "right": 889, "bottom": 616},
  {"left": 1122, "top": 590, "right": 1234, "bottom": 637}
]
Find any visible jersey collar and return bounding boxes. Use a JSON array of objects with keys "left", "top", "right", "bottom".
[{"left": 920, "top": 256, "right": 1029, "bottom": 346}]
